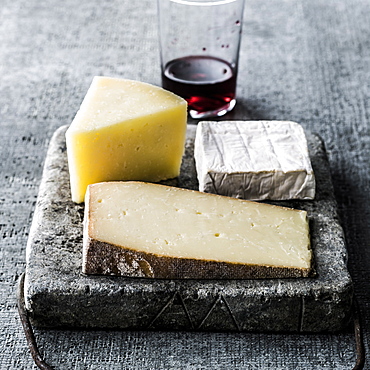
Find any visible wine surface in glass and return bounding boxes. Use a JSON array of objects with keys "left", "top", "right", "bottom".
[{"left": 162, "top": 55, "right": 236, "bottom": 118}]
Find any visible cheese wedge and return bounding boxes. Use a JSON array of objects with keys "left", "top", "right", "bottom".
[
  {"left": 83, "top": 181, "right": 313, "bottom": 279},
  {"left": 66, "top": 77, "right": 188, "bottom": 203},
  {"left": 194, "top": 120, "right": 315, "bottom": 200}
]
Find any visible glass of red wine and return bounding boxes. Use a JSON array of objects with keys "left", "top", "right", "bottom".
[{"left": 158, "top": 0, "right": 245, "bottom": 119}]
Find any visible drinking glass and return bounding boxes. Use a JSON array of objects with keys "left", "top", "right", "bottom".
[{"left": 158, "top": 0, "right": 245, "bottom": 119}]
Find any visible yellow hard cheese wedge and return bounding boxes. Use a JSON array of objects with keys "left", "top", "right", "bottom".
[
  {"left": 83, "top": 182, "right": 313, "bottom": 279},
  {"left": 66, "top": 77, "right": 188, "bottom": 203}
]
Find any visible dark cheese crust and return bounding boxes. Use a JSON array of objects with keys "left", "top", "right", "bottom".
[{"left": 83, "top": 238, "right": 313, "bottom": 279}]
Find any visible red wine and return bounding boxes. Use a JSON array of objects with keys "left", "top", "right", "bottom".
[{"left": 162, "top": 55, "right": 237, "bottom": 118}]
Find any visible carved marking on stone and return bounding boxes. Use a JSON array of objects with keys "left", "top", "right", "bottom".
[
  {"left": 147, "top": 291, "right": 194, "bottom": 329},
  {"left": 197, "top": 293, "right": 241, "bottom": 331},
  {"left": 299, "top": 296, "right": 305, "bottom": 332}
]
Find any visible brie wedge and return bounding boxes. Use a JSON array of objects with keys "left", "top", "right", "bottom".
[{"left": 194, "top": 120, "right": 315, "bottom": 200}]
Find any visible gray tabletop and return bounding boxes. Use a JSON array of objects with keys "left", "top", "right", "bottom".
[{"left": 1, "top": 0, "right": 369, "bottom": 369}]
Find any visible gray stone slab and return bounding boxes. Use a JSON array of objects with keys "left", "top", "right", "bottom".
[{"left": 24, "top": 124, "right": 353, "bottom": 332}]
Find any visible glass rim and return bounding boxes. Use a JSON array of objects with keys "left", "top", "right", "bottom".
[{"left": 166, "top": 0, "right": 243, "bottom": 6}]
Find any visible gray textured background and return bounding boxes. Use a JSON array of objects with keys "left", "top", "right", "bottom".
[{"left": 1, "top": 0, "right": 369, "bottom": 369}]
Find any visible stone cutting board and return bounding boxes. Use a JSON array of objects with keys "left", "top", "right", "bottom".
[{"left": 24, "top": 125, "right": 353, "bottom": 332}]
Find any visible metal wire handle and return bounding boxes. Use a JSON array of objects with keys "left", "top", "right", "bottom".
[
  {"left": 16, "top": 272, "right": 365, "bottom": 370},
  {"left": 17, "top": 273, "right": 53, "bottom": 370}
]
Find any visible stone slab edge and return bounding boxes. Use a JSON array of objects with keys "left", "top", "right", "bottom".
[{"left": 24, "top": 124, "right": 353, "bottom": 333}]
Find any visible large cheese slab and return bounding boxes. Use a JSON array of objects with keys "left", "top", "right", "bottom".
[
  {"left": 194, "top": 120, "right": 315, "bottom": 200},
  {"left": 83, "top": 182, "right": 312, "bottom": 279},
  {"left": 66, "top": 77, "right": 187, "bottom": 203}
]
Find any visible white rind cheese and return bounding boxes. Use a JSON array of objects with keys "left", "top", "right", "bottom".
[
  {"left": 194, "top": 120, "right": 315, "bottom": 200},
  {"left": 83, "top": 181, "right": 313, "bottom": 279}
]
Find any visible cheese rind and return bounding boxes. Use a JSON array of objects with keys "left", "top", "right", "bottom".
[
  {"left": 66, "top": 77, "right": 188, "bottom": 203},
  {"left": 194, "top": 120, "right": 315, "bottom": 200},
  {"left": 83, "top": 181, "right": 313, "bottom": 279}
]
